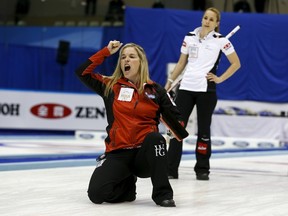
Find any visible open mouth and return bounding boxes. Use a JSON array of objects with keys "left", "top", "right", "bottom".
[{"left": 124, "top": 65, "right": 131, "bottom": 71}]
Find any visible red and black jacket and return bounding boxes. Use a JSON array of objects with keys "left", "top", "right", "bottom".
[{"left": 75, "top": 47, "right": 184, "bottom": 152}]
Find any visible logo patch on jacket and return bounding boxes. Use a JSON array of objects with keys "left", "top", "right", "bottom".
[
  {"left": 145, "top": 87, "right": 157, "bottom": 100},
  {"left": 145, "top": 92, "right": 156, "bottom": 99}
]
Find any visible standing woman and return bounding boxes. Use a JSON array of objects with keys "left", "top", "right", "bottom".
[
  {"left": 165, "top": 7, "right": 241, "bottom": 180},
  {"left": 75, "top": 41, "right": 186, "bottom": 207}
]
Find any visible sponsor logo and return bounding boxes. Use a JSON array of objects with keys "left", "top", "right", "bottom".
[
  {"left": 0, "top": 103, "right": 20, "bottom": 116},
  {"left": 79, "top": 133, "right": 95, "bottom": 139},
  {"left": 145, "top": 92, "right": 156, "bottom": 99},
  {"left": 223, "top": 42, "right": 231, "bottom": 50},
  {"left": 257, "top": 142, "right": 275, "bottom": 148},
  {"left": 197, "top": 142, "right": 208, "bottom": 154},
  {"left": 75, "top": 106, "right": 106, "bottom": 119},
  {"left": 233, "top": 141, "right": 249, "bottom": 148},
  {"left": 182, "top": 41, "right": 187, "bottom": 47},
  {"left": 184, "top": 138, "right": 197, "bottom": 145},
  {"left": 30, "top": 103, "right": 71, "bottom": 119},
  {"left": 212, "top": 139, "right": 225, "bottom": 146}
]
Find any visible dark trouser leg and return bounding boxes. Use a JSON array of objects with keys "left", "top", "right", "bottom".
[
  {"left": 87, "top": 151, "right": 136, "bottom": 204},
  {"left": 167, "top": 138, "right": 182, "bottom": 178},
  {"left": 194, "top": 92, "right": 217, "bottom": 175},
  {"left": 134, "top": 132, "right": 173, "bottom": 205},
  {"left": 167, "top": 90, "right": 195, "bottom": 178}
]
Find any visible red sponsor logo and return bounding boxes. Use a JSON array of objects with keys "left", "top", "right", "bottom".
[
  {"left": 223, "top": 42, "right": 231, "bottom": 50},
  {"left": 197, "top": 142, "right": 208, "bottom": 154},
  {"left": 30, "top": 103, "right": 72, "bottom": 119},
  {"left": 182, "top": 41, "right": 187, "bottom": 47}
]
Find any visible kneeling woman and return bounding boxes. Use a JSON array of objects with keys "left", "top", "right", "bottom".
[{"left": 75, "top": 40, "right": 187, "bottom": 207}]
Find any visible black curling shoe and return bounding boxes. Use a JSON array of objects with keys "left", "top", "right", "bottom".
[
  {"left": 159, "top": 199, "right": 176, "bottom": 207},
  {"left": 196, "top": 173, "right": 209, "bottom": 181}
]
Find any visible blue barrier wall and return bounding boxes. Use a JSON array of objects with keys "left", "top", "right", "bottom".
[
  {"left": 0, "top": 7, "right": 287, "bottom": 102},
  {"left": 0, "top": 26, "right": 124, "bottom": 92},
  {"left": 123, "top": 7, "right": 288, "bottom": 102}
]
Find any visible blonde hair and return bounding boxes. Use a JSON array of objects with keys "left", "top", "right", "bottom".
[
  {"left": 104, "top": 43, "right": 151, "bottom": 97},
  {"left": 204, "top": 7, "right": 221, "bottom": 32}
]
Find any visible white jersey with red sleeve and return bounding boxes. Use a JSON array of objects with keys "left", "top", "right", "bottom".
[{"left": 179, "top": 27, "right": 235, "bottom": 92}]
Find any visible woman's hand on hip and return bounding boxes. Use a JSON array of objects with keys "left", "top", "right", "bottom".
[{"left": 206, "top": 72, "right": 222, "bottom": 84}]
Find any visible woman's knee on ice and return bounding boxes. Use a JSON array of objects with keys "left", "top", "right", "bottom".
[
  {"left": 88, "top": 192, "right": 103, "bottom": 204},
  {"left": 87, "top": 183, "right": 115, "bottom": 204}
]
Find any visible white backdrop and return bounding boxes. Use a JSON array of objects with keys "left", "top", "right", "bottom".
[
  {"left": 211, "top": 100, "right": 288, "bottom": 142},
  {"left": 1, "top": 90, "right": 288, "bottom": 143},
  {"left": 0, "top": 90, "right": 107, "bottom": 131}
]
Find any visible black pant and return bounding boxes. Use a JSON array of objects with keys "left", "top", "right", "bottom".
[
  {"left": 167, "top": 90, "right": 217, "bottom": 177},
  {"left": 87, "top": 132, "right": 173, "bottom": 205}
]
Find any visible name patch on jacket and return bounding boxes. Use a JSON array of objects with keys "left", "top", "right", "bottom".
[{"left": 118, "top": 87, "right": 134, "bottom": 102}]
